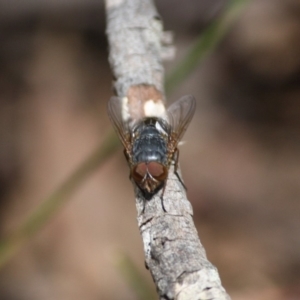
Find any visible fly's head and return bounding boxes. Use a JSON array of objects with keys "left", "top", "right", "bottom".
[{"left": 131, "top": 161, "right": 168, "bottom": 195}]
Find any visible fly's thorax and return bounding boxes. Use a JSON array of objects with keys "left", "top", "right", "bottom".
[{"left": 131, "top": 118, "right": 169, "bottom": 166}]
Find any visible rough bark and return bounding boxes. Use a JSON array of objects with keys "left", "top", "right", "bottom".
[{"left": 105, "top": 0, "right": 231, "bottom": 299}]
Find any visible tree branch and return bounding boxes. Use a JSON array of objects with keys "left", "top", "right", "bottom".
[{"left": 105, "top": 0, "right": 231, "bottom": 299}]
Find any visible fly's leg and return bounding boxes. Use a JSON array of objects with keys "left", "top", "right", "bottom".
[
  {"left": 159, "top": 149, "right": 188, "bottom": 212},
  {"left": 142, "top": 198, "right": 146, "bottom": 214},
  {"left": 136, "top": 186, "right": 147, "bottom": 214},
  {"left": 160, "top": 180, "right": 167, "bottom": 212},
  {"left": 173, "top": 148, "right": 187, "bottom": 191}
]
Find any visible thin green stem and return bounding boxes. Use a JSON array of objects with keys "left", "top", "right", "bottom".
[
  {"left": 0, "top": 130, "right": 120, "bottom": 268},
  {"left": 165, "top": 0, "right": 250, "bottom": 94},
  {"left": 117, "top": 253, "right": 156, "bottom": 300}
]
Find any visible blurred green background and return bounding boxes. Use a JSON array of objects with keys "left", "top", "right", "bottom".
[{"left": 0, "top": 0, "right": 300, "bottom": 299}]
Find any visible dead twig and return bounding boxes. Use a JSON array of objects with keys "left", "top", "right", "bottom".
[{"left": 105, "top": 0, "right": 231, "bottom": 299}]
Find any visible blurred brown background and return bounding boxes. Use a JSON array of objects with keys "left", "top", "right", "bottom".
[{"left": 0, "top": 0, "right": 300, "bottom": 299}]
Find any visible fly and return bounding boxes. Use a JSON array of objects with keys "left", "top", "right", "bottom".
[{"left": 107, "top": 95, "right": 196, "bottom": 211}]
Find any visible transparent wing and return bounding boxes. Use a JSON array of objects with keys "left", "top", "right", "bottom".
[
  {"left": 166, "top": 95, "right": 196, "bottom": 143},
  {"left": 107, "top": 96, "right": 131, "bottom": 148}
]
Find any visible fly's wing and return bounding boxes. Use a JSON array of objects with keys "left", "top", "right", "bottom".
[
  {"left": 166, "top": 95, "right": 196, "bottom": 145},
  {"left": 107, "top": 96, "right": 132, "bottom": 149}
]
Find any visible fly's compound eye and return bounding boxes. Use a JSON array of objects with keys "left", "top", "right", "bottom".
[
  {"left": 147, "top": 162, "right": 168, "bottom": 181},
  {"left": 132, "top": 162, "right": 147, "bottom": 183}
]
